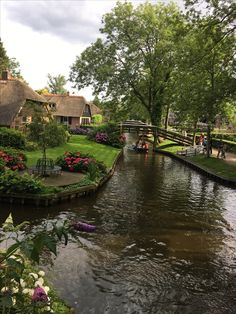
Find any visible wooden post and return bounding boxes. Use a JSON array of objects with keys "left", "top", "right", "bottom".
[{"left": 153, "top": 128, "right": 158, "bottom": 151}]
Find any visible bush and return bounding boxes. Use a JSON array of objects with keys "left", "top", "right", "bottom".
[
  {"left": 0, "top": 159, "right": 5, "bottom": 174},
  {"left": 69, "top": 127, "right": 89, "bottom": 135},
  {"left": 87, "top": 122, "right": 126, "bottom": 148},
  {"left": 0, "top": 215, "right": 74, "bottom": 313},
  {"left": 92, "top": 114, "right": 103, "bottom": 124},
  {"left": 0, "top": 170, "right": 44, "bottom": 194},
  {"left": 0, "top": 147, "right": 27, "bottom": 171},
  {"left": 212, "top": 133, "right": 236, "bottom": 142},
  {"left": 56, "top": 151, "right": 107, "bottom": 179},
  {"left": 0, "top": 127, "right": 26, "bottom": 149}
]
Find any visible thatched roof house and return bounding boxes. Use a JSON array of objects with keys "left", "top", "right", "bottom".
[
  {"left": 0, "top": 71, "right": 47, "bottom": 128},
  {"left": 44, "top": 94, "right": 101, "bottom": 127}
]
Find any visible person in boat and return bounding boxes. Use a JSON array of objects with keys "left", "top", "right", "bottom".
[{"left": 141, "top": 140, "right": 149, "bottom": 150}]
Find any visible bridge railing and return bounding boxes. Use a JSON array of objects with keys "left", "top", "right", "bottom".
[{"left": 120, "top": 122, "right": 193, "bottom": 146}]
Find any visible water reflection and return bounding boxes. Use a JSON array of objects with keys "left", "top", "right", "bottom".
[{"left": 1, "top": 138, "right": 236, "bottom": 313}]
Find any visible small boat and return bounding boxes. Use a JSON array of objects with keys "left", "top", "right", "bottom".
[
  {"left": 71, "top": 221, "right": 96, "bottom": 232},
  {"left": 127, "top": 144, "right": 148, "bottom": 153},
  {"left": 134, "top": 147, "right": 149, "bottom": 153}
]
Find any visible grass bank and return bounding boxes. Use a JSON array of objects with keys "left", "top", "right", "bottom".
[
  {"left": 157, "top": 140, "right": 236, "bottom": 181},
  {"left": 25, "top": 135, "right": 121, "bottom": 169}
]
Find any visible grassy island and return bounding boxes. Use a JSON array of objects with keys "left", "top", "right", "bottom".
[{"left": 157, "top": 140, "right": 236, "bottom": 182}]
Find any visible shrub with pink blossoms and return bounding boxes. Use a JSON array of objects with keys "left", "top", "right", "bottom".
[
  {"left": 0, "top": 146, "right": 27, "bottom": 171},
  {"left": 56, "top": 151, "right": 107, "bottom": 178}
]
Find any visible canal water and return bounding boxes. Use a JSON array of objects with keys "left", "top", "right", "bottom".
[{"left": 1, "top": 141, "right": 236, "bottom": 313}]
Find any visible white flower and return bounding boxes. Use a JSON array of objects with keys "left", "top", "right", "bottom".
[
  {"left": 10, "top": 279, "right": 19, "bottom": 286},
  {"left": 1, "top": 287, "right": 9, "bottom": 293},
  {"left": 38, "top": 270, "right": 45, "bottom": 277},
  {"left": 12, "top": 297, "right": 16, "bottom": 306},
  {"left": 45, "top": 306, "right": 51, "bottom": 311},
  {"left": 35, "top": 280, "right": 43, "bottom": 287},
  {"left": 28, "top": 289, "right": 34, "bottom": 296},
  {"left": 22, "top": 288, "right": 29, "bottom": 294},
  {"left": 12, "top": 287, "right": 19, "bottom": 293},
  {"left": 38, "top": 277, "right": 44, "bottom": 286},
  {"left": 29, "top": 272, "right": 38, "bottom": 280},
  {"left": 44, "top": 286, "right": 50, "bottom": 293},
  {"left": 20, "top": 279, "right": 26, "bottom": 288}
]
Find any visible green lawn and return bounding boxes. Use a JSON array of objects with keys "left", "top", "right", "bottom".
[
  {"left": 189, "top": 155, "right": 236, "bottom": 181},
  {"left": 157, "top": 140, "right": 185, "bottom": 153},
  {"left": 25, "top": 135, "right": 121, "bottom": 169},
  {"left": 158, "top": 140, "right": 236, "bottom": 181}
]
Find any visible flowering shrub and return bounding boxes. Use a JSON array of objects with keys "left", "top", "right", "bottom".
[
  {"left": 0, "top": 146, "right": 27, "bottom": 171},
  {"left": 56, "top": 151, "right": 107, "bottom": 179},
  {"left": 0, "top": 214, "right": 73, "bottom": 313},
  {"left": 87, "top": 122, "right": 126, "bottom": 148},
  {"left": 69, "top": 127, "right": 89, "bottom": 135},
  {"left": 95, "top": 132, "right": 109, "bottom": 143}
]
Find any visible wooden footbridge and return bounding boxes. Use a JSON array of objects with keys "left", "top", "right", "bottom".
[{"left": 119, "top": 120, "right": 193, "bottom": 150}]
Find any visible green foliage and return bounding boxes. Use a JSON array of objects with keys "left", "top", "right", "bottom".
[
  {"left": 92, "top": 114, "right": 103, "bottom": 124},
  {"left": 0, "top": 158, "right": 5, "bottom": 174},
  {"left": 70, "top": 2, "right": 186, "bottom": 126},
  {"left": 0, "top": 127, "right": 26, "bottom": 149},
  {"left": 55, "top": 151, "right": 107, "bottom": 180},
  {"left": 0, "top": 215, "right": 74, "bottom": 313},
  {"left": 28, "top": 112, "right": 67, "bottom": 156},
  {"left": 87, "top": 122, "right": 125, "bottom": 148},
  {"left": 47, "top": 74, "right": 67, "bottom": 94},
  {"left": 0, "top": 39, "right": 10, "bottom": 73},
  {"left": 0, "top": 170, "right": 44, "bottom": 194},
  {"left": 0, "top": 39, "right": 24, "bottom": 80},
  {"left": 211, "top": 133, "right": 236, "bottom": 142},
  {"left": 0, "top": 146, "right": 27, "bottom": 171}
]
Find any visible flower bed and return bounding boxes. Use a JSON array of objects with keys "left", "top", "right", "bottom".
[
  {"left": 0, "top": 147, "right": 27, "bottom": 171},
  {"left": 56, "top": 151, "right": 107, "bottom": 178},
  {"left": 69, "top": 127, "right": 89, "bottom": 135},
  {"left": 87, "top": 122, "right": 126, "bottom": 148}
]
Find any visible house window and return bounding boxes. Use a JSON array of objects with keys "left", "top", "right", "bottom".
[
  {"left": 49, "top": 103, "right": 56, "bottom": 110},
  {"left": 81, "top": 117, "right": 90, "bottom": 125},
  {"left": 60, "top": 116, "right": 72, "bottom": 125}
]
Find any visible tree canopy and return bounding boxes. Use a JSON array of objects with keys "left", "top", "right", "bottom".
[
  {"left": 0, "top": 39, "right": 24, "bottom": 80},
  {"left": 46, "top": 73, "right": 68, "bottom": 94},
  {"left": 70, "top": 2, "right": 186, "bottom": 126}
]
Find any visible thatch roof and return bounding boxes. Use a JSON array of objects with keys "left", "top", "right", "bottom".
[
  {"left": 89, "top": 102, "right": 102, "bottom": 115},
  {"left": 44, "top": 94, "right": 101, "bottom": 117},
  {"left": 0, "top": 79, "right": 47, "bottom": 126}
]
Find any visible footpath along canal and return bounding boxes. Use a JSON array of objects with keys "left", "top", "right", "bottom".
[{"left": 1, "top": 138, "right": 236, "bottom": 313}]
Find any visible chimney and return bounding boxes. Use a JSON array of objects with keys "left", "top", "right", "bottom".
[{"left": 2, "top": 70, "right": 9, "bottom": 80}]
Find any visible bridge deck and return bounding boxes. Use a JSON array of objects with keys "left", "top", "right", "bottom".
[{"left": 120, "top": 122, "right": 193, "bottom": 146}]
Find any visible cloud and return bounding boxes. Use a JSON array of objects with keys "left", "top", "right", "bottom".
[{"left": 4, "top": 0, "right": 115, "bottom": 44}]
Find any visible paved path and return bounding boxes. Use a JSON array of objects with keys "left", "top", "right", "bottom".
[
  {"left": 33, "top": 171, "right": 84, "bottom": 187},
  {"left": 211, "top": 148, "right": 236, "bottom": 165}
]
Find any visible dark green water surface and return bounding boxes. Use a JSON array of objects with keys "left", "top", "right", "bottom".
[{"left": 1, "top": 142, "right": 236, "bottom": 314}]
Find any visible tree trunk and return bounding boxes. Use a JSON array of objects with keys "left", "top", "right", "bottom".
[
  {"left": 164, "top": 104, "right": 170, "bottom": 130},
  {"left": 206, "top": 123, "right": 211, "bottom": 158},
  {"left": 192, "top": 120, "right": 197, "bottom": 146}
]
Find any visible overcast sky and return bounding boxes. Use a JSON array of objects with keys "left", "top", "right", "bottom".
[{"left": 0, "top": 0, "right": 182, "bottom": 100}]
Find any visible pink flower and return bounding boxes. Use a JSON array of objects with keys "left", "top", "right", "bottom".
[{"left": 32, "top": 287, "right": 48, "bottom": 303}]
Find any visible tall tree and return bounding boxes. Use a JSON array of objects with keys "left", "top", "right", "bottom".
[
  {"left": 0, "top": 39, "right": 10, "bottom": 73},
  {"left": 47, "top": 74, "right": 67, "bottom": 94},
  {"left": 0, "top": 39, "right": 24, "bottom": 80},
  {"left": 173, "top": 13, "right": 236, "bottom": 155},
  {"left": 70, "top": 2, "right": 186, "bottom": 126}
]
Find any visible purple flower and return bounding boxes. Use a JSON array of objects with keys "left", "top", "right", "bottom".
[
  {"left": 95, "top": 132, "right": 108, "bottom": 143},
  {"left": 32, "top": 287, "right": 48, "bottom": 303}
]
